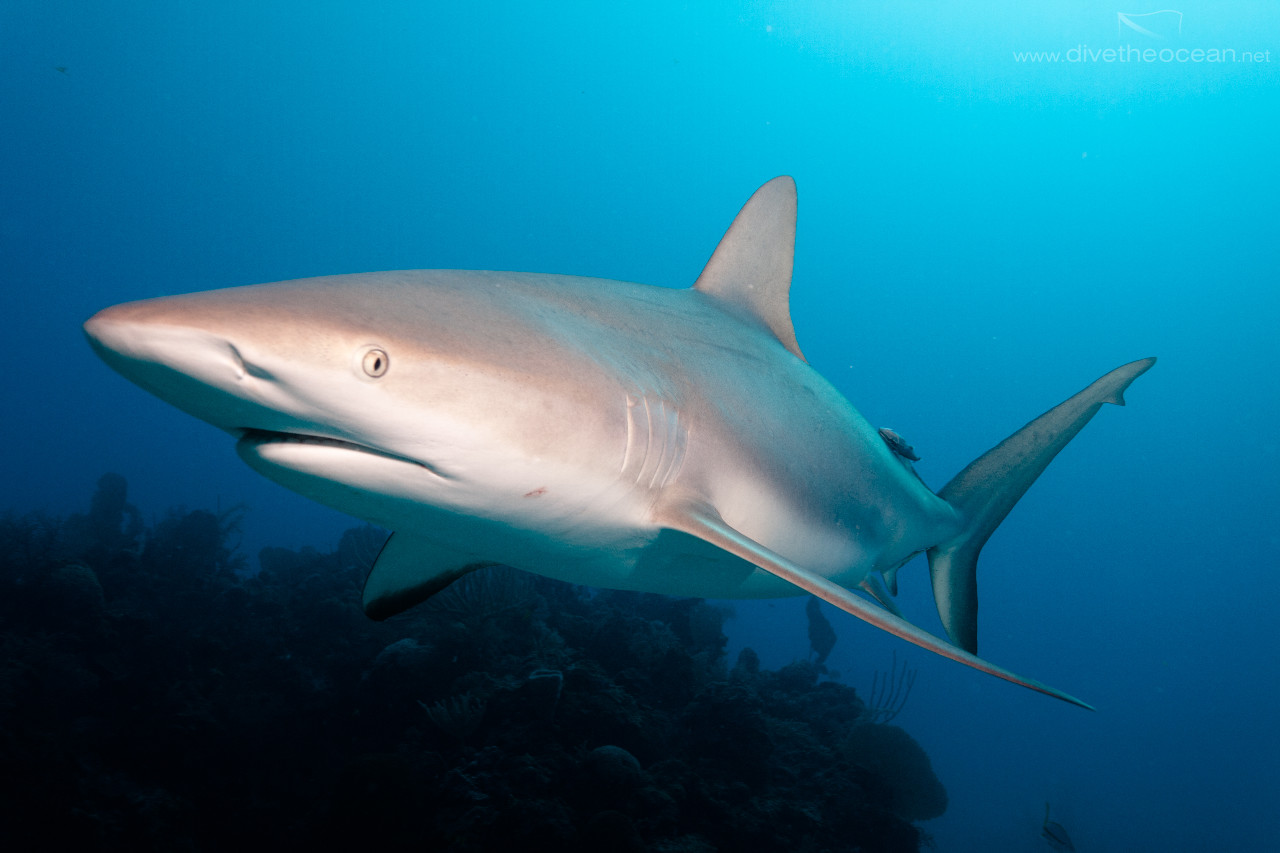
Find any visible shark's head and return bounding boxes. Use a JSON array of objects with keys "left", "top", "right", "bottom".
[{"left": 83, "top": 271, "right": 628, "bottom": 530}]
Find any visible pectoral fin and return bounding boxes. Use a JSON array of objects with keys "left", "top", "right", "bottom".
[
  {"left": 362, "top": 532, "right": 498, "bottom": 621},
  {"left": 656, "top": 498, "right": 1093, "bottom": 709}
]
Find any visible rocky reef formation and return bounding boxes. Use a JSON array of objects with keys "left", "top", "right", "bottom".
[{"left": 0, "top": 475, "right": 945, "bottom": 851}]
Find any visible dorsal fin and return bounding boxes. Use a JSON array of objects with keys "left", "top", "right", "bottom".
[{"left": 693, "top": 176, "right": 805, "bottom": 361}]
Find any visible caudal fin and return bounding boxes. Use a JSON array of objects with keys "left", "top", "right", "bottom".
[{"left": 927, "top": 357, "right": 1156, "bottom": 653}]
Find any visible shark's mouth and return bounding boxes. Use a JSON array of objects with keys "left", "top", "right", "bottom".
[{"left": 236, "top": 429, "right": 447, "bottom": 478}]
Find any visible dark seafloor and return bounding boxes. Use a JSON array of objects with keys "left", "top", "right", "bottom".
[{"left": 0, "top": 473, "right": 946, "bottom": 852}]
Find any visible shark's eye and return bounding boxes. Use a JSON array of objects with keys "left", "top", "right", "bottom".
[{"left": 361, "top": 348, "right": 389, "bottom": 378}]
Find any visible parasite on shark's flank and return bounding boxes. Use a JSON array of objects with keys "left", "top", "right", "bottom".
[{"left": 84, "top": 177, "right": 1154, "bottom": 708}]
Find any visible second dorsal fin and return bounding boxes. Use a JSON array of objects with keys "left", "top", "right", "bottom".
[{"left": 693, "top": 176, "right": 805, "bottom": 361}]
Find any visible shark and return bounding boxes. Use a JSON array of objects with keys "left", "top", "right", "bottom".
[{"left": 83, "top": 177, "right": 1154, "bottom": 709}]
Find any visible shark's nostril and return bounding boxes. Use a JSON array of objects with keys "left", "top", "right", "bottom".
[
  {"left": 225, "top": 344, "right": 274, "bottom": 381},
  {"left": 227, "top": 343, "right": 247, "bottom": 380}
]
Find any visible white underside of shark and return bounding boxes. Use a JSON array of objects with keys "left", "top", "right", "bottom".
[{"left": 84, "top": 177, "right": 1154, "bottom": 708}]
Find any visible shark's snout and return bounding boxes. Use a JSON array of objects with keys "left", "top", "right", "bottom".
[
  {"left": 86, "top": 302, "right": 185, "bottom": 374},
  {"left": 84, "top": 299, "right": 207, "bottom": 366},
  {"left": 83, "top": 299, "right": 270, "bottom": 435},
  {"left": 83, "top": 303, "right": 138, "bottom": 360},
  {"left": 85, "top": 299, "right": 233, "bottom": 373}
]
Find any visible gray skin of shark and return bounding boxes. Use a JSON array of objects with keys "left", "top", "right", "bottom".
[{"left": 84, "top": 177, "right": 1154, "bottom": 708}]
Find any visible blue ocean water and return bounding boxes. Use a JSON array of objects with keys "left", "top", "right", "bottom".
[{"left": 2, "top": 2, "right": 1277, "bottom": 850}]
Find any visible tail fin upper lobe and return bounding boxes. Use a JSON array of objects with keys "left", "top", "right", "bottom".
[{"left": 927, "top": 358, "right": 1156, "bottom": 653}]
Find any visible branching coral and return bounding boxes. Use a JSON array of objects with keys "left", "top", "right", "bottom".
[
  {"left": 426, "top": 565, "right": 536, "bottom": 626},
  {"left": 420, "top": 692, "right": 487, "bottom": 741},
  {"left": 862, "top": 651, "right": 917, "bottom": 725}
]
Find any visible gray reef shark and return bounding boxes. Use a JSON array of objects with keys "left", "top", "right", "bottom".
[{"left": 84, "top": 177, "right": 1154, "bottom": 709}]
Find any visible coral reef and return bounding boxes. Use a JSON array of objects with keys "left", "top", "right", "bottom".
[{"left": 0, "top": 474, "right": 946, "bottom": 852}]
